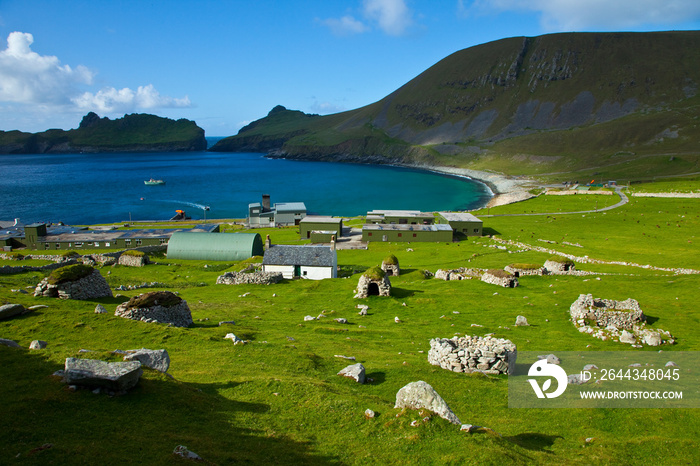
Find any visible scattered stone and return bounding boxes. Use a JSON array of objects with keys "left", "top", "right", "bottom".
[
  {"left": 395, "top": 317, "right": 401, "bottom": 323},
  {"left": 515, "top": 315, "right": 529, "bottom": 326},
  {"left": 334, "top": 355, "right": 356, "bottom": 361},
  {"left": 94, "top": 304, "right": 108, "bottom": 314},
  {"left": 304, "top": 315, "right": 316, "bottom": 321},
  {"left": 29, "top": 340, "right": 47, "bottom": 350},
  {"left": 0, "top": 338, "right": 21, "bottom": 348},
  {"left": 122, "top": 348, "right": 170, "bottom": 372},
  {"left": 173, "top": 445, "right": 202, "bottom": 461},
  {"left": 583, "top": 364, "right": 599, "bottom": 371},
  {"left": 394, "top": 381, "right": 461, "bottom": 425},
  {"left": 337, "top": 363, "right": 366, "bottom": 383},
  {"left": 665, "top": 361, "right": 679, "bottom": 367},
  {"left": 63, "top": 358, "right": 142, "bottom": 391},
  {"left": 0, "top": 303, "right": 27, "bottom": 321},
  {"left": 644, "top": 332, "right": 662, "bottom": 347},
  {"left": 216, "top": 271, "right": 282, "bottom": 285},
  {"left": 335, "top": 318, "right": 348, "bottom": 324},
  {"left": 218, "top": 320, "right": 236, "bottom": 326},
  {"left": 538, "top": 354, "right": 560, "bottom": 365},
  {"left": 364, "top": 409, "right": 375, "bottom": 419},
  {"left": 619, "top": 330, "right": 636, "bottom": 344},
  {"left": 224, "top": 333, "right": 245, "bottom": 345},
  {"left": 27, "top": 305, "right": 48, "bottom": 311}
]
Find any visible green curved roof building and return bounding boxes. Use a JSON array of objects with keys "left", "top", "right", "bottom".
[{"left": 166, "top": 232, "right": 263, "bottom": 261}]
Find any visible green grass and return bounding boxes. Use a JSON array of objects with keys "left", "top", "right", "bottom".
[{"left": 1, "top": 192, "right": 700, "bottom": 464}]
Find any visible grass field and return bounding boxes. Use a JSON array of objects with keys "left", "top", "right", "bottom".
[{"left": 1, "top": 187, "right": 699, "bottom": 464}]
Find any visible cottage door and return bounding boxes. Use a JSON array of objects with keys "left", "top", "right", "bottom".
[{"left": 294, "top": 265, "right": 301, "bottom": 277}]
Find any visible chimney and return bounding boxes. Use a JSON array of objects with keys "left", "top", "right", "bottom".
[
  {"left": 265, "top": 234, "right": 272, "bottom": 250},
  {"left": 330, "top": 235, "right": 336, "bottom": 251},
  {"left": 262, "top": 194, "right": 271, "bottom": 212}
]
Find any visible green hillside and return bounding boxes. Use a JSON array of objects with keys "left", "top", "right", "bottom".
[
  {"left": 211, "top": 31, "right": 700, "bottom": 181},
  {"left": 0, "top": 112, "right": 207, "bottom": 154}
]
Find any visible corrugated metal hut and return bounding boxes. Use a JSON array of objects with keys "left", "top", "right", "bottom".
[{"left": 167, "top": 232, "right": 263, "bottom": 261}]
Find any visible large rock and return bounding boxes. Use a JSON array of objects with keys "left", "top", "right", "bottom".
[
  {"left": 122, "top": 348, "right": 170, "bottom": 373},
  {"left": 0, "top": 303, "right": 27, "bottom": 321},
  {"left": 114, "top": 291, "right": 193, "bottom": 328},
  {"left": 0, "top": 338, "right": 21, "bottom": 348},
  {"left": 63, "top": 358, "right": 143, "bottom": 391},
  {"left": 394, "top": 381, "right": 461, "bottom": 425},
  {"left": 337, "top": 363, "right": 366, "bottom": 383}
]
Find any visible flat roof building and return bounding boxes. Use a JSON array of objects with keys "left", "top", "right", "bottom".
[
  {"left": 362, "top": 223, "right": 453, "bottom": 243},
  {"left": 437, "top": 212, "right": 483, "bottom": 237}
]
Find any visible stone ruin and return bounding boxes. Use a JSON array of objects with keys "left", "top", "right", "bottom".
[
  {"left": 428, "top": 335, "right": 517, "bottom": 375},
  {"left": 544, "top": 257, "right": 576, "bottom": 274},
  {"left": 34, "top": 265, "right": 113, "bottom": 300},
  {"left": 381, "top": 255, "right": 400, "bottom": 277},
  {"left": 115, "top": 291, "right": 193, "bottom": 328},
  {"left": 570, "top": 293, "right": 674, "bottom": 346},
  {"left": 117, "top": 252, "right": 150, "bottom": 267},
  {"left": 216, "top": 270, "right": 283, "bottom": 285},
  {"left": 354, "top": 267, "right": 391, "bottom": 298},
  {"left": 504, "top": 264, "right": 546, "bottom": 277},
  {"left": 434, "top": 268, "right": 483, "bottom": 281},
  {"left": 480, "top": 269, "right": 519, "bottom": 288}
]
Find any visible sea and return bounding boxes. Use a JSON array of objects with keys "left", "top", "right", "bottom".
[{"left": 0, "top": 138, "right": 491, "bottom": 225}]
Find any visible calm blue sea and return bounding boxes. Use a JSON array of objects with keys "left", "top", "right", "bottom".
[{"left": 0, "top": 138, "right": 491, "bottom": 225}]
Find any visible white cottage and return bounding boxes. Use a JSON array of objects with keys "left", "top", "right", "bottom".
[{"left": 262, "top": 245, "right": 337, "bottom": 280}]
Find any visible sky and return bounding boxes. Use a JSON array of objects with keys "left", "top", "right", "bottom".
[{"left": 1, "top": 0, "right": 700, "bottom": 136}]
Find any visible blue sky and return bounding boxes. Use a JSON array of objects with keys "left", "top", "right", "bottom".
[{"left": 1, "top": 0, "right": 700, "bottom": 136}]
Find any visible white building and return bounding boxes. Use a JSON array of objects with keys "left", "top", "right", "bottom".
[{"left": 262, "top": 245, "right": 337, "bottom": 280}]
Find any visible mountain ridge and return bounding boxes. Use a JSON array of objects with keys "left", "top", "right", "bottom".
[{"left": 211, "top": 31, "right": 700, "bottom": 181}]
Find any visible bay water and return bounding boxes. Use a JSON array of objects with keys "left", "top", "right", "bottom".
[{"left": 0, "top": 142, "right": 491, "bottom": 225}]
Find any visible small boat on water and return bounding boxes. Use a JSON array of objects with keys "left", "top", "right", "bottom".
[{"left": 144, "top": 178, "right": 165, "bottom": 186}]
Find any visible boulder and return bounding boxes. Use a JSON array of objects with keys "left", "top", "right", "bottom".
[
  {"left": 644, "top": 332, "right": 662, "bottom": 347},
  {"left": 394, "top": 381, "right": 461, "bottom": 425},
  {"left": 29, "top": 340, "right": 47, "bottom": 350},
  {"left": 63, "top": 358, "right": 143, "bottom": 391},
  {"left": 515, "top": 315, "right": 529, "bottom": 326},
  {"left": 619, "top": 330, "right": 636, "bottom": 344},
  {"left": 224, "top": 333, "right": 245, "bottom": 345},
  {"left": 337, "top": 363, "right": 366, "bottom": 383},
  {"left": 0, "top": 303, "right": 27, "bottom": 321},
  {"left": 123, "top": 348, "right": 170, "bottom": 372},
  {"left": 0, "top": 338, "right": 21, "bottom": 348},
  {"left": 94, "top": 304, "right": 108, "bottom": 314}
]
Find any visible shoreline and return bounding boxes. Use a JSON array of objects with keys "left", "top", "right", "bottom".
[{"left": 400, "top": 163, "right": 538, "bottom": 209}]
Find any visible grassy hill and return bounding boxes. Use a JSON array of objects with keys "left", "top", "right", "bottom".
[
  {"left": 211, "top": 31, "right": 700, "bottom": 182},
  {"left": 1, "top": 188, "right": 699, "bottom": 464},
  {"left": 0, "top": 112, "right": 207, "bottom": 154}
]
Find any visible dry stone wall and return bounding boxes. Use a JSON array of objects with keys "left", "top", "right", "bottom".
[
  {"left": 428, "top": 335, "right": 517, "bottom": 375},
  {"left": 216, "top": 271, "right": 283, "bottom": 285},
  {"left": 480, "top": 271, "right": 519, "bottom": 288}
]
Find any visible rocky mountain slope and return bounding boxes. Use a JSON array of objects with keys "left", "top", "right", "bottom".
[
  {"left": 211, "top": 31, "right": 700, "bottom": 180},
  {"left": 0, "top": 112, "right": 207, "bottom": 154}
]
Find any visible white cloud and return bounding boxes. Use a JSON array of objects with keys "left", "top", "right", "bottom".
[
  {"left": 363, "top": 0, "right": 414, "bottom": 36},
  {"left": 0, "top": 31, "right": 93, "bottom": 105},
  {"left": 310, "top": 101, "right": 347, "bottom": 114},
  {"left": 72, "top": 84, "right": 191, "bottom": 113},
  {"left": 0, "top": 31, "right": 191, "bottom": 118},
  {"left": 318, "top": 15, "right": 369, "bottom": 36},
  {"left": 319, "top": 0, "right": 415, "bottom": 37},
  {"left": 462, "top": 0, "right": 700, "bottom": 31}
]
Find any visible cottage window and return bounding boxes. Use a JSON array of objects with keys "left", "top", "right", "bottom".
[
  {"left": 398, "top": 233, "right": 402, "bottom": 237},
  {"left": 105, "top": 242, "right": 111, "bottom": 247},
  {"left": 368, "top": 232, "right": 372, "bottom": 236},
  {"left": 44, "top": 243, "right": 49, "bottom": 249},
  {"left": 94, "top": 242, "right": 100, "bottom": 247},
  {"left": 413, "top": 233, "right": 417, "bottom": 237},
  {"left": 125, "top": 239, "right": 131, "bottom": 245},
  {"left": 160, "top": 238, "right": 167, "bottom": 244},
  {"left": 55, "top": 243, "right": 60, "bottom": 249},
  {"left": 136, "top": 239, "right": 142, "bottom": 245}
]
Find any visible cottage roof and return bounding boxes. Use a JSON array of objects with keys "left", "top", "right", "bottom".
[
  {"left": 300, "top": 216, "right": 342, "bottom": 225},
  {"left": 274, "top": 202, "right": 307, "bottom": 213},
  {"left": 362, "top": 223, "right": 452, "bottom": 232},
  {"left": 263, "top": 245, "right": 335, "bottom": 267},
  {"left": 438, "top": 212, "right": 482, "bottom": 222}
]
